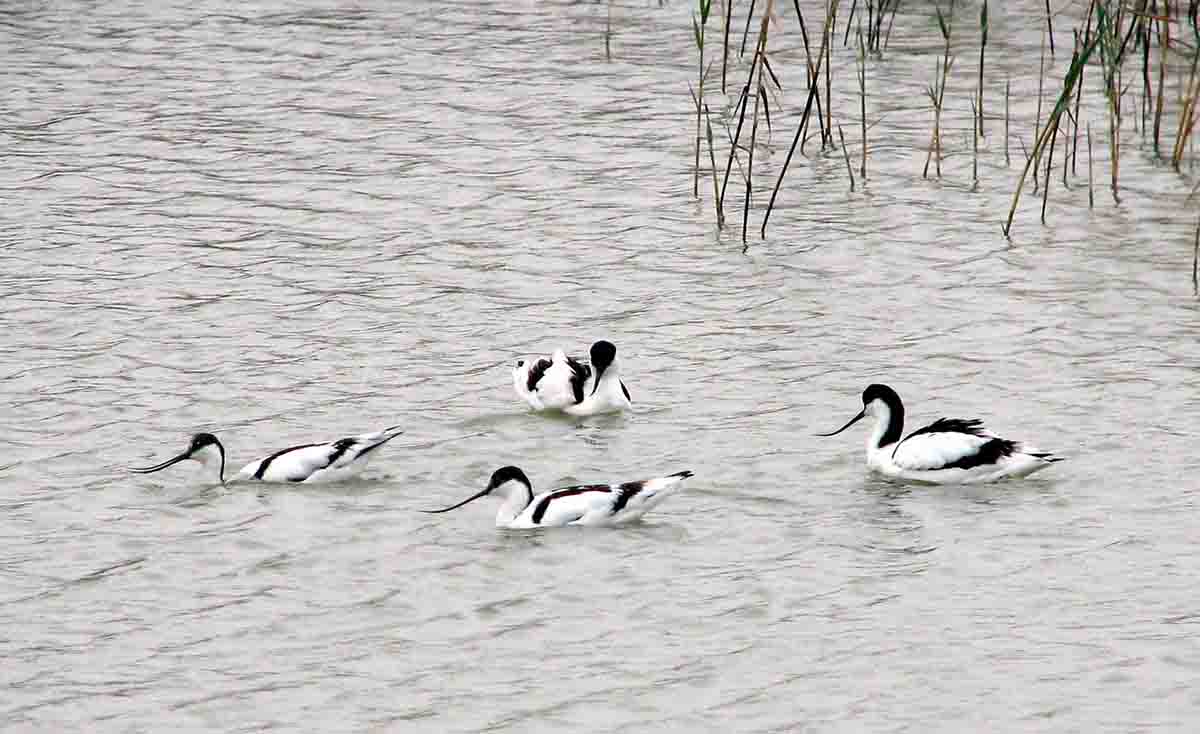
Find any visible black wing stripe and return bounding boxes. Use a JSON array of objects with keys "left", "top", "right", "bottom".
[
  {"left": 530, "top": 485, "right": 611, "bottom": 524},
  {"left": 254, "top": 442, "right": 322, "bottom": 480},
  {"left": 902, "top": 418, "right": 988, "bottom": 442},
  {"left": 567, "top": 358, "right": 591, "bottom": 404},
  {"left": 932, "top": 437, "right": 1017, "bottom": 471},
  {"left": 895, "top": 417, "right": 1019, "bottom": 471},
  {"left": 610, "top": 481, "right": 646, "bottom": 514},
  {"left": 895, "top": 418, "right": 986, "bottom": 462},
  {"left": 526, "top": 358, "right": 553, "bottom": 393},
  {"left": 620, "top": 380, "right": 631, "bottom": 403},
  {"left": 323, "top": 438, "right": 357, "bottom": 468}
]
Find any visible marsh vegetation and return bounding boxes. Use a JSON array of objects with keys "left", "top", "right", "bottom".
[{"left": 689, "top": 1, "right": 1199, "bottom": 248}]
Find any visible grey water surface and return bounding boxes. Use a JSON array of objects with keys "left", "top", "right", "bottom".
[{"left": 3, "top": 0, "right": 1200, "bottom": 731}]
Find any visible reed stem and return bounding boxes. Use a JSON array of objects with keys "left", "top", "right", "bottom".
[
  {"left": 1034, "top": 27, "right": 1047, "bottom": 191},
  {"left": 838, "top": 124, "right": 856, "bottom": 191},
  {"left": 793, "top": 0, "right": 830, "bottom": 153},
  {"left": 763, "top": 1, "right": 839, "bottom": 236},
  {"left": 882, "top": 0, "right": 900, "bottom": 50},
  {"left": 1171, "top": 36, "right": 1199, "bottom": 169},
  {"left": 721, "top": 0, "right": 732, "bottom": 93},
  {"left": 971, "top": 95, "right": 979, "bottom": 187},
  {"left": 1109, "top": 65, "right": 1123, "bottom": 202},
  {"left": 1071, "top": 29, "right": 1084, "bottom": 176},
  {"left": 825, "top": 0, "right": 835, "bottom": 149},
  {"left": 1045, "top": 0, "right": 1056, "bottom": 54},
  {"left": 705, "top": 104, "right": 725, "bottom": 229},
  {"left": 1088, "top": 120, "right": 1095, "bottom": 208},
  {"left": 1193, "top": 213, "right": 1199, "bottom": 294},
  {"left": 1005, "top": 78, "right": 1011, "bottom": 165},
  {"left": 923, "top": 6, "right": 953, "bottom": 179},
  {"left": 1152, "top": 0, "right": 1167, "bottom": 156},
  {"left": 1002, "top": 27, "right": 1101, "bottom": 236},
  {"left": 858, "top": 27, "right": 868, "bottom": 178},
  {"left": 978, "top": 0, "right": 988, "bottom": 136},
  {"left": 1064, "top": 39, "right": 1081, "bottom": 187},
  {"left": 740, "top": 0, "right": 759, "bottom": 57},
  {"left": 923, "top": 55, "right": 952, "bottom": 179},
  {"left": 742, "top": 0, "right": 777, "bottom": 245},
  {"left": 1073, "top": 0, "right": 1097, "bottom": 177},
  {"left": 1041, "top": 122, "right": 1056, "bottom": 223},
  {"left": 719, "top": 81, "right": 753, "bottom": 215},
  {"left": 692, "top": 0, "right": 714, "bottom": 198},
  {"left": 605, "top": 0, "right": 613, "bottom": 60}
]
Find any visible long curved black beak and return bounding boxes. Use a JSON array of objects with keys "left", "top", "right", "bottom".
[
  {"left": 130, "top": 450, "right": 191, "bottom": 474},
  {"left": 816, "top": 408, "right": 866, "bottom": 437},
  {"left": 422, "top": 485, "right": 491, "bottom": 514},
  {"left": 589, "top": 362, "right": 608, "bottom": 397}
]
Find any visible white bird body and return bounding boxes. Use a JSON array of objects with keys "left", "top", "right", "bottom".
[
  {"left": 563, "top": 363, "right": 631, "bottom": 416},
  {"left": 513, "top": 341, "right": 631, "bottom": 416},
  {"left": 425, "top": 466, "right": 692, "bottom": 529},
  {"left": 513, "top": 349, "right": 590, "bottom": 411},
  {"left": 132, "top": 426, "right": 404, "bottom": 484},
  {"left": 821, "top": 384, "right": 1060, "bottom": 484}
]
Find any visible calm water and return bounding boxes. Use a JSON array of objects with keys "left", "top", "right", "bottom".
[{"left": 3, "top": 0, "right": 1200, "bottom": 731}]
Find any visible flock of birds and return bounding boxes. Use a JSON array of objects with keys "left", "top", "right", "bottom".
[{"left": 132, "top": 340, "right": 1061, "bottom": 529}]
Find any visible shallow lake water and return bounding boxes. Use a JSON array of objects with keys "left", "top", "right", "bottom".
[{"left": 3, "top": 0, "right": 1200, "bottom": 731}]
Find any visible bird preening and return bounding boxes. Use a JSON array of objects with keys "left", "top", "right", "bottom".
[{"left": 513, "top": 340, "right": 632, "bottom": 416}]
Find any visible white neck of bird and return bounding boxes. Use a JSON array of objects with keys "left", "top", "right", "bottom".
[
  {"left": 591, "top": 359, "right": 623, "bottom": 398},
  {"left": 193, "top": 443, "right": 225, "bottom": 481},
  {"left": 493, "top": 480, "right": 533, "bottom": 526},
  {"left": 867, "top": 402, "right": 899, "bottom": 451}
]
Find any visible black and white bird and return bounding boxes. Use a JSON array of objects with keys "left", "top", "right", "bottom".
[
  {"left": 131, "top": 426, "right": 404, "bottom": 484},
  {"left": 423, "top": 466, "right": 692, "bottom": 528},
  {"left": 512, "top": 340, "right": 631, "bottom": 416},
  {"left": 818, "top": 384, "right": 1060, "bottom": 483}
]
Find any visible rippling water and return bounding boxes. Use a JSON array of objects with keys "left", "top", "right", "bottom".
[{"left": 3, "top": 0, "right": 1200, "bottom": 731}]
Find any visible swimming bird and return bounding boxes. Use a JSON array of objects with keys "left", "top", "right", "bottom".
[
  {"left": 512, "top": 340, "right": 631, "bottom": 415},
  {"left": 513, "top": 349, "right": 592, "bottom": 411},
  {"left": 817, "top": 384, "right": 1060, "bottom": 483},
  {"left": 131, "top": 426, "right": 404, "bottom": 484},
  {"left": 423, "top": 465, "right": 692, "bottom": 528}
]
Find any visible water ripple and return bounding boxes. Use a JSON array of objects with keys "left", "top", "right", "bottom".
[{"left": 2, "top": 0, "right": 1199, "bottom": 731}]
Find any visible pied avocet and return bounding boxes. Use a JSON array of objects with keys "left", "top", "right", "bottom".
[
  {"left": 131, "top": 426, "right": 404, "bottom": 484},
  {"left": 818, "top": 384, "right": 1060, "bottom": 483},
  {"left": 513, "top": 340, "right": 631, "bottom": 416},
  {"left": 422, "top": 465, "right": 691, "bottom": 528}
]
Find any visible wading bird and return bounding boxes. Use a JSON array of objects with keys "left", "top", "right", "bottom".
[
  {"left": 423, "top": 465, "right": 692, "bottom": 528},
  {"left": 818, "top": 384, "right": 1060, "bottom": 483},
  {"left": 131, "top": 426, "right": 404, "bottom": 483}
]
